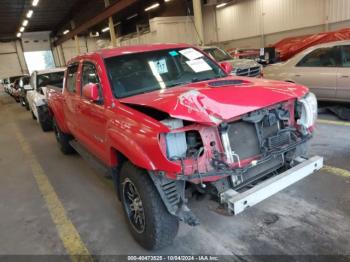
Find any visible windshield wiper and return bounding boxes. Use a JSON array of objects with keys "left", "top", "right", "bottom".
[
  {"left": 166, "top": 81, "right": 191, "bottom": 88},
  {"left": 191, "top": 77, "right": 217, "bottom": 83}
]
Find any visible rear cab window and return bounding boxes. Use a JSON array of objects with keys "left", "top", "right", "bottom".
[{"left": 66, "top": 63, "right": 79, "bottom": 93}]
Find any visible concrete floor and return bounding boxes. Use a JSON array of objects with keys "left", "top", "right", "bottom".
[{"left": 0, "top": 88, "right": 349, "bottom": 257}]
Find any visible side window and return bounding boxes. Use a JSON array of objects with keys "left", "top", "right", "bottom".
[
  {"left": 296, "top": 47, "right": 340, "bottom": 67},
  {"left": 341, "top": 45, "right": 350, "bottom": 67},
  {"left": 81, "top": 62, "right": 100, "bottom": 88},
  {"left": 66, "top": 63, "right": 79, "bottom": 93}
]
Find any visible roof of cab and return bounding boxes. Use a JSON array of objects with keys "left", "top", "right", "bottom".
[{"left": 68, "top": 43, "right": 193, "bottom": 63}]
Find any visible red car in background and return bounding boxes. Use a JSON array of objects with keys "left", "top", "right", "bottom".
[{"left": 48, "top": 43, "right": 322, "bottom": 250}]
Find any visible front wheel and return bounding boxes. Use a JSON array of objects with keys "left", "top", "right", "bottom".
[
  {"left": 38, "top": 106, "right": 53, "bottom": 132},
  {"left": 119, "top": 162, "right": 179, "bottom": 250},
  {"left": 52, "top": 118, "right": 75, "bottom": 154}
]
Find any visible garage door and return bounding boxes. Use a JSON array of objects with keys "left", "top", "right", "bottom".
[{"left": 0, "top": 42, "right": 22, "bottom": 79}]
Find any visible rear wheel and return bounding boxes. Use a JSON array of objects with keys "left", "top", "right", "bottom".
[
  {"left": 53, "top": 118, "right": 75, "bottom": 154},
  {"left": 119, "top": 162, "right": 179, "bottom": 250}
]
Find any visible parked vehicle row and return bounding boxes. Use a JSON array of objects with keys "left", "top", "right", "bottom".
[
  {"left": 264, "top": 40, "right": 350, "bottom": 102},
  {"left": 4, "top": 44, "right": 323, "bottom": 250},
  {"left": 3, "top": 69, "right": 65, "bottom": 131}
]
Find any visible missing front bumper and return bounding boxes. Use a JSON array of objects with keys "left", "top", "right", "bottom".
[{"left": 220, "top": 156, "right": 323, "bottom": 215}]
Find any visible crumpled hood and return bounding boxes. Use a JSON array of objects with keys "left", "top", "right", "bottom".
[{"left": 119, "top": 77, "right": 308, "bottom": 125}]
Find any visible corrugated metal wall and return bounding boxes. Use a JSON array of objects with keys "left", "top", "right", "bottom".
[{"left": 204, "top": 0, "right": 350, "bottom": 45}]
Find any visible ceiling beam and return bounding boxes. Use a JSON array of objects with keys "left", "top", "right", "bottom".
[{"left": 54, "top": 0, "right": 138, "bottom": 46}]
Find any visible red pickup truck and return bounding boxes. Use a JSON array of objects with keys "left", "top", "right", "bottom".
[{"left": 48, "top": 43, "right": 323, "bottom": 250}]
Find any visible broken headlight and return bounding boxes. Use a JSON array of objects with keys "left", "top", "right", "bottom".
[{"left": 297, "top": 92, "right": 317, "bottom": 129}]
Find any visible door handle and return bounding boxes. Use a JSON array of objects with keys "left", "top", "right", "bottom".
[
  {"left": 294, "top": 74, "right": 302, "bottom": 77},
  {"left": 341, "top": 75, "right": 349, "bottom": 78}
]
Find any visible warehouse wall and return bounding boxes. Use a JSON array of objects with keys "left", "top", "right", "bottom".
[
  {"left": 0, "top": 41, "right": 28, "bottom": 79},
  {"left": 204, "top": 0, "right": 350, "bottom": 48}
]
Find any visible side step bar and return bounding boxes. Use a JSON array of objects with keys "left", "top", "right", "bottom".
[
  {"left": 220, "top": 156, "right": 323, "bottom": 215},
  {"left": 69, "top": 140, "right": 113, "bottom": 178}
]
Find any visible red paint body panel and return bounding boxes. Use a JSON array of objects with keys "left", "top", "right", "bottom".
[
  {"left": 120, "top": 77, "right": 308, "bottom": 125},
  {"left": 48, "top": 43, "right": 310, "bottom": 180}
]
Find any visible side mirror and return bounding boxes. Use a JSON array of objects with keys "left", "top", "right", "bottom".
[
  {"left": 82, "top": 83, "right": 100, "bottom": 102},
  {"left": 219, "top": 62, "right": 233, "bottom": 75}
]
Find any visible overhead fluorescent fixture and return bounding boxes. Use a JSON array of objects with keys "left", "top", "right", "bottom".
[
  {"left": 22, "top": 20, "right": 29, "bottom": 27},
  {"left": 17, "top": 32, "right": 22, "bottom": 38},
  {"left": 26, "top": 10, "right": 33, "bottom": 18},
  {"left": 145, "top": 3, "right": 160, "bottom": 12},
  {"left": 19, "top": 27, "right": 25, "bottom": 32},
  {"left": 216, "top": 2, "right": 227, "bottom": 8},
  {"left": 63, "top": 30, "right": 70, "bottom": 35},
  {"left": 90, "top": 32, "right": 100, "bottom": 37},
  {"left": 102, "top": 27, "right": 110, "bottom": 32},
  {"left": 32, "top": 0, "right": 39, "bottom": 6},
  {"left": 165, "top": 0, "right": 171, "bottom": 2},
  {"left": 126, "top": 13, "right": 138, "bottom": 20}
]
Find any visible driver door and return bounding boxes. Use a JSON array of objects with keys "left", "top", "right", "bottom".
[{"left": 77, "top": 61, "right": 108, "bottom": 162}]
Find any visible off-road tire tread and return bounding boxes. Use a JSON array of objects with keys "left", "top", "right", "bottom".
[{"left": 119, "top": 162, "right": 179, "bottom": 250}]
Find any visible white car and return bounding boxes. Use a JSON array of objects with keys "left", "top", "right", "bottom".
[
  {"left": 26, "top": 68, "right": 65, "bottom": 131},
  {"left": 3, "top": 75, "right": 23, "bottom": 95},
  {"left": 264, "top": 40, "right": 350, "bottom": 102},
  {"left": 199, "top": 46, "right": 263, "bottom": 77}
]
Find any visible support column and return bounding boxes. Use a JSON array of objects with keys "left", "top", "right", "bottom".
[
  {"left": 70, "top": 21, "right": 81, "bottom": 55},
  {"left": 192, "top": 0, "right": 204, "bottom": 45},
  {"left": 104, "top": 0, "right": 117, "bottom": 47}
]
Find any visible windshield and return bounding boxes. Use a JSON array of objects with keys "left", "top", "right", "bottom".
[
  {"left": 37, "top": 72, "right": 64, "bottom": 88},
  {"left": 203, "top": 48, "right": 232, "bottom": 62},
  {"left": 9, "top": 76, "right": 22, "bottom": 83},
  {"left": 105, "top": 47, "right": 226, "bottom": 98}
]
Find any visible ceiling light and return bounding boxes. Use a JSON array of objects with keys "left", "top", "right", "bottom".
[
  {"left": 26, "top": 10, "right": 33, "bottom": 18},
  {"left": 63, "top": 30, "right": 70, "bottom": 35},
  {"left": 102, "top": 27, "right": 110, "bottom": 32},
  {"left": 32, "top": 0, "right": 39, "bottom": 6},
  {"left": 126, "top": 13, "right": 138, "bottom": 20},
  {"left": 19, "top": 27, "right": 25, "bottom": 32},
  {"left": 145, "top": 3, "right": 160, "bottom": 11},
  {"left": 22, "top": 20, "right": 29, "bottom": 27},
  {"left": 165, "top": 0, "right": 171, "bottom": 2},
  {"left": 17, "top": 32, "right": 22, "bottom": 38},
  {"left": 216, "top": 2, "right": 227, "bottom": 8},
  {"left": 114, "top": 22, "right": 121, "bottom": 26}
]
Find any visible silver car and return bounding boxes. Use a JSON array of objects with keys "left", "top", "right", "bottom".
[
  {"left": 200, "top": 46, "right": 262, "bottom": 77},
  {"left": 264, "top": 40, "right": 350, "bottom": 102}
]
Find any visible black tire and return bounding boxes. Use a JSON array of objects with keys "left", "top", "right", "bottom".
[
  {"left": 119, "top": 162, "right": 179, "bottom": 250},
  {"left": 52, "top": 118, "right": 75, "bottom": 154},
  {"left": 20, "top": 97, "right": 25, "bottom": 107},
  {"left": 38, "top": 106, "right": 53, "bottom": 132},
  {"left": 25, "top": 100, "right": 30, "bottom": 111}
]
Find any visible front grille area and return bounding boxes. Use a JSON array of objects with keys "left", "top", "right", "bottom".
[
  {"left": 225, "top": 108, "right": 292, "bottom": 161},
  {"left": 235, "top": 66, "right": 261, "bottom": 77},
  {"left": 227, "top": 121, "right": 260, "bottom": 160}
]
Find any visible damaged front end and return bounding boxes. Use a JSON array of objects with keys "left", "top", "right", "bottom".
[{"left": 150, "top": 93, "right": 322, "bottom": 225}]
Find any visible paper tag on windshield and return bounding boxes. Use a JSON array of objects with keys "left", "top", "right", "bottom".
[
  {"left": 155, "top": 59, "right": 168, "bottom": 74},
  {"left": 179, "top": 48, "right": 203, "bottom": 60},
  {"left": 186, "top": 59, "right": 212, "bottom": 73}
]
